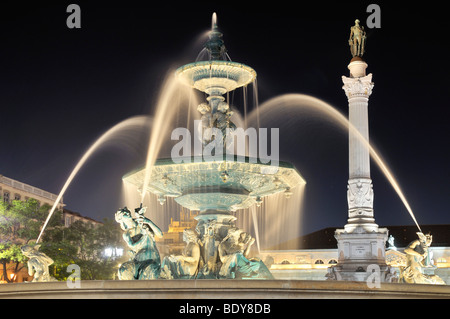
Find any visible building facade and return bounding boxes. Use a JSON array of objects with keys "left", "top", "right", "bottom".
[
  {"left": 149, "top": 210, "right": 450, "bottom": 285},
  {"left": 62, "top": 208, "right": 103, "bottom": 228},
  {"left": 0, "top": 174, "right": 64, "bottom": 211},
  {"left": 156, "top": 210, "right": 199, "bottom": 257},
  {"left": 259, "top": 225, "right": 450, "bottom": 285}
]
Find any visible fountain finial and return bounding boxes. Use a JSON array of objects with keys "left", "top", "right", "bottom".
[
  {"left": 205, "top": 12, "right": 227, "bottom": 60},
  {"left": 211, "top": 12, "right": 218, "bottom": 30}
]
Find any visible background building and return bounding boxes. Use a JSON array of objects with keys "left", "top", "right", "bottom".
[
  {"left": 152, "top": 211, "right": 450, "bottom": 284},
  {"left": 0, "top": 174, "right": 64, "bottom": 211},
  {"left": 259, "top": 224, "right": 450, "bottom": 284},
  {"left": 156, "top": 210, "right": 199, "bottom": 257},
  {"left": 62, "top": 208, "right": 103, "bottom": 228}
]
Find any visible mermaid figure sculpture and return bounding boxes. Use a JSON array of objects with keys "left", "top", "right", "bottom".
[
  {"left": 399, "top": 232, "right": 445, "bottom": 285},
  {"left": 115, "top": 205, "right": 163, "bottom": 280},
  {"left": 161, "top": 229, "right": 201, "bottom": 279},
  {"left": 218, "top": 228, "right": 273, "bottom": 279}
]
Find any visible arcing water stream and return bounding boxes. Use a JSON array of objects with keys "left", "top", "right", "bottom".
[
  {"left": 36, "top": 93, "right": 422, "bottom": 247},
  {"left": 247, "top": 93, "right": 422, "bottom": 233},
  {"left": 36, "top": 115, "right": 152, "bottom": 243}
]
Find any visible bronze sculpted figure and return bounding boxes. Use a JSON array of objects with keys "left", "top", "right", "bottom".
[
  {"left": 161, "top": 229, "right": 201, "bottom": 279},
  {"left": 218, "top": 228, "right": 273, "bottom": 279},
  {"left": 399, "top": 232, "right": 445, "bottom": 285},
  {"left": 115, "top": 205, "right": 163, "bottom": 280},
  {"left": 349, "top": 19, "right": 366, "bottom": 58}
]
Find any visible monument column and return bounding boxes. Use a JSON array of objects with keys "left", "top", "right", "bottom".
[
  {"left": 342, "top": 62, "right": 377, "bottom": 232},
  {"left": 330, "top": 20, "right": 392, "bottom": 283}
]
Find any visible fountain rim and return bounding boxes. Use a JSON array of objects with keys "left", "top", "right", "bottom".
[
  {"left": 122, "top": 155, "right": 306, "bottom": 183},
  {"left": 175, "top": 60, "right": 257, "bottom": 86}
]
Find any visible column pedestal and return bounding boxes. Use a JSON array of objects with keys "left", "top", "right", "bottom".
[{"left": 332, "top": 226, "right": 390, "bottom": 282}]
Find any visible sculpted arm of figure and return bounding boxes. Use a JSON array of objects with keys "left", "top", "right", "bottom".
[
  {"left": 143, "top": 217, "right": 164, "bottom": 239},
  {"left": 218, "top": 240, "right": 227, "bottom": 262},
  {"left": 183, "top": 244, "right": 200, "bottom": 264},
  {"left": 122, "top": 230, "right": 142, "bottom": 248},
  {"left": 151, "top": 222, "right": 164, "bottom": 239},
  {"left": 27, "top": 260, "right": 35, "bottom": 276},
  {"left": 404, "top": 240, "right": 423, "bottom": 257},
  {"left": 244, "top": 237, "right": 255, "bottom": 258},
  {"left": 349, "top": 28, "right": 354, "bottom": 44}
]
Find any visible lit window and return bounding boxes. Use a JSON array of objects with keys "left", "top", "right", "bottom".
[
  {"left": 437, "top": 258, "right": 447, "bottom": 263},
  {"left": 104, "top": 248, "right": 113, "bottom": 257},
  {"left": 104, "top": 247, "right": 124, "bottom": 258},
  {"left": 115, "top": 248, "right": 123, "bottom": 257},
  {"left": 3, "top": 192, "right": 10, "bottom": 203}
]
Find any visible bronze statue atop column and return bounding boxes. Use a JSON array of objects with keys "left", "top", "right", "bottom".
[{"left": 349, "top": 19, "right": 367, "bottom": 58}]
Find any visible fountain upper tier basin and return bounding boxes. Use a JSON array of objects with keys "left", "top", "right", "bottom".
[
  {"left": 123, "top": 156, "right": 305, "bottom": 212},
  {"left": 175, "top": 61, "right": 257, "bottom": 95}
]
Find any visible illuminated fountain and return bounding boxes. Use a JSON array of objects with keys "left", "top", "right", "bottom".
[
  {"left": 122, "top": 14, "right": 305, "bottom": 279},
  {"left": 3, "top": 12, "right": 450, "bottom": 299}
]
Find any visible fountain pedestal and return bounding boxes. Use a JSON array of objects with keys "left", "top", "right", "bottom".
[{"left": 194, "top": 211, "right": 237, "bottom": 277}]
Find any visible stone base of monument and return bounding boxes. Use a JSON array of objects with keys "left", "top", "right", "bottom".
[
  {"left": 331, "top": 225, "right": 393, "bottom": 282},
  {"left": 1, "top": 280, "right": 450, "bottom": 299}
]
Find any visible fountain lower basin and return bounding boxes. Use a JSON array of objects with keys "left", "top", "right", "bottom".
[
  {"left": 3, "top": 280, "right": 450, "bottom": 299},
  {"left": 122, "top": 156, "right": 305, "bottom": 212}
]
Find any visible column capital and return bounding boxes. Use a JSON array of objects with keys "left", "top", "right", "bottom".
[{"left": 342, "top": 74, "right": 374, "bottom": 99}]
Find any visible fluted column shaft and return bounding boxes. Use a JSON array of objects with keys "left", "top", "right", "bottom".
[{"left": 342, "top": 66, "right": 377, "bottom": 230}]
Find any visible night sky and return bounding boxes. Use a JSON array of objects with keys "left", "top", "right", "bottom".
[{"left": 1, "top": 1, "right": 449, "bottom": 236}]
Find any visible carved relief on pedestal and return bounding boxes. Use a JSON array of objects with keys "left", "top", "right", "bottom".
[{"left": 347, "top": 179, "right": 374, "bottom": 209}]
